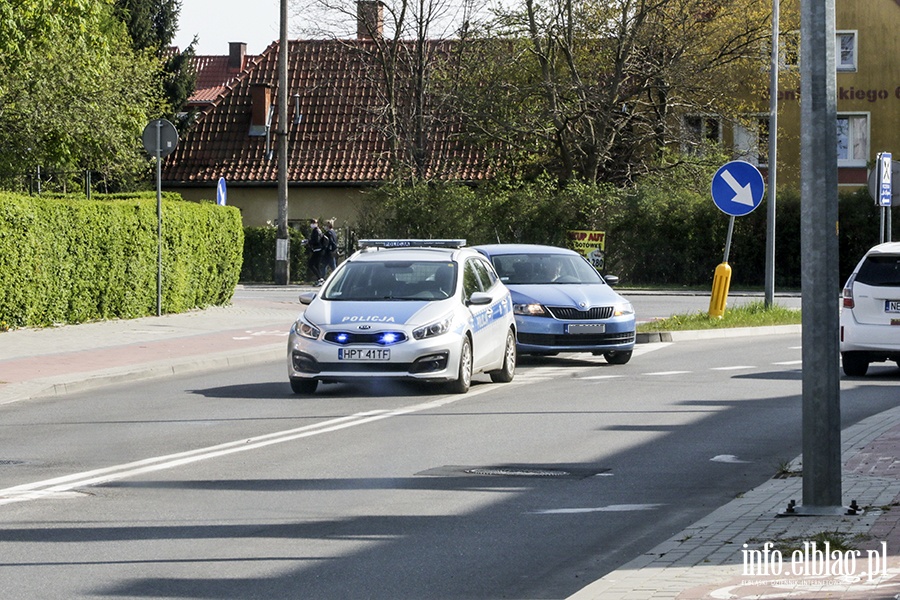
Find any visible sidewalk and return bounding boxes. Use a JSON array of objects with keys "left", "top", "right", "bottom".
[
  {"left": 0, "top": 284, "right": 307, "bottom": 405},
  {"left": 1, "top": 286, "right": 898, "bottom": 599}
]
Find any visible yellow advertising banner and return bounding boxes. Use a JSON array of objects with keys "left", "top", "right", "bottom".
[{"left": 567, "top": 230, "right": 606, "bottom": 271}]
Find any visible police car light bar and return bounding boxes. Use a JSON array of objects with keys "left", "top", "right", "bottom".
[{"left": 358, "top": 239, "right": 466, "bottom": 249}]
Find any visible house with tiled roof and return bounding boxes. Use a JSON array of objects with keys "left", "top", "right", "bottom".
[
  {"left": 186, "top": 42, "right": 258, "bottom": 109},
  {"left": 163, "top": 5, "right": 492, "bottom": 228}
]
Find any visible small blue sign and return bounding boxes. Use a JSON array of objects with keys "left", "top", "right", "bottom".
[
  {"left": 711, "top": 161, "right": 765, "bottom": 217},
  {"left": 879, "top": 152, "right": 892, "bottom": 207},
  {"left": 216, "top": 177, "right": 227, "bottom": 206}
]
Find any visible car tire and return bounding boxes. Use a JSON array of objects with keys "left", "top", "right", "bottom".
[
  {"left": 490, "top": 328, "right": 517, "bottom": 383},
  {"left": 448, "top": 336, "right": 473, "bottom": 394},
  {"left": 604, "top": 350, "right": 632, "bottom": 365},
  {"left": 290, "top": 378, "right": 318, "bottom": 394},
  {"left": 841, "top": 352, "right": 869, "bottom": 377}
]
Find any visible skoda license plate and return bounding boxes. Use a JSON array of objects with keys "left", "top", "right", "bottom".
[
  {"left": 566, "top": 323, "right": 605, "bottom": 334},
  {"left": 885, "top": 301, "right": 900, "bottom": 313},
  {"left": 339, "top": 348, "right": 390, "bottom": 361}
]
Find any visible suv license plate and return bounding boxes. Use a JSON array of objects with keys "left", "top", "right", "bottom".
[
  {"left": 885, "top": 301, "right": 900, "bottom": 313},
  {"left": 339, "top": 348, "right": 390, "bottom": 361}
]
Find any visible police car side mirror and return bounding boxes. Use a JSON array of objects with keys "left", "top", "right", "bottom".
[
  {"left": 604, "top": 275, "right": 619, "bottom": 286},
  {"left": 467, "top": 292, "right": 492, "bottom": 306},
  {"left": 299, "top": 291, "right": 317, "bottom": 305}
]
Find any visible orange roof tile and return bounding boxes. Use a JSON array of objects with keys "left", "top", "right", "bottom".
[{"left": 163, "top": 39, "right": 494, "bottom": 185}]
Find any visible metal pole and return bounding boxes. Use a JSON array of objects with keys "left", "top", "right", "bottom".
[
  {"left": 882, "top": 207, "right": 887, "bottom": 245},
  {"left": 156, "top": 121, "right": 163, "bottom": 317},
  {"left": 764, "top": 0, "right": 779, "bottom": 308},
  {"left": 798, "top": 0, "right": 842, "bottom": 512},
  {"left": 723, "top": 216, "right": 735, "bottom": 263},
  {"left": 274, "top": 0, "right": 291, "bottom": 285}
]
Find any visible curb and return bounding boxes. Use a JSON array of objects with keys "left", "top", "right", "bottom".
[
  {"left": 636, "top": 324, "right": 801, "bottom": 344},
  {"left": 0, "top": 344, "right": 285, "bottom": 406}
]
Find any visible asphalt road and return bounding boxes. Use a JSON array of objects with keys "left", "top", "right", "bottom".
[{"left": 2, "top": 329, "right": 895, "bottom": 599}]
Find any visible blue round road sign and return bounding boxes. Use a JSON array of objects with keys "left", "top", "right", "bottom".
[{"left": 711, "top": 160, "right": 765, "bottom": 217}]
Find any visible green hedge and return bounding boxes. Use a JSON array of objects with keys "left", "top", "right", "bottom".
[{"left": 0, "top": 192, "right": 243, "bottom": 328}]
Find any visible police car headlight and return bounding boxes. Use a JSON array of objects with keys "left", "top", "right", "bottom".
[
  {"left": 413, "top": 315, "right": 453, "bottom": 340},
  {"left": 292, "top": 317, "right": 321, "bottom": 340},
  {"left": 514, "top": 303, "right": 548, "bottom": 316},
  {"left": 613, "top": 301, "right": 634, "bottom": 317}
]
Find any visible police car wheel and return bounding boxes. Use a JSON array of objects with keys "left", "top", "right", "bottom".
[
  {"left": 290, "top": 377, "right": 318, "bottom": 394},
  {"left": 448, "top": 336, "right": 472, "bottom": 394},
  {"left": 490, "top": 328, "right": 516, "bottom": 383}
]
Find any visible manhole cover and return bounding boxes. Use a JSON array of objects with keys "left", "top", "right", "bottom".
[
  {"left": 416, "top": 465, "right": 609, "bottom": 479},
  {"left": 464, "top": 467, "right": 571, "bottom": 477}
]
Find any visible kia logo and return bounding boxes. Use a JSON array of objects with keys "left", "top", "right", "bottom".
[{"left": 358, "top": 325, "right": 372, "bottom": 330}]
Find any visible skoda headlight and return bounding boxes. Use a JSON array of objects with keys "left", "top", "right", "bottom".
[
  {"left": 613, "top": 301, "right": 634, "bottom": 317},
  {"left": 514, "top": 303, "right": 548, "bottom": 316},
  {"left": 413, "top": 315, "right": 453, "bottom": 340},
  {"left": 292, "top": 317, "right": 321, "bottom": 340}
]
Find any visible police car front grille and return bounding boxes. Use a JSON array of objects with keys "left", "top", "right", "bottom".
[
  {"left": 518, "top": 332, "right": 635, "bottom": 347},
  {"left": 546, "top": 306, "right": 614, "bottom": 320},
  {"left": 324, "top": 331, "right": 408, "bottom": 345}
]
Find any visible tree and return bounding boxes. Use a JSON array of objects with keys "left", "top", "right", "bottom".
[
  {"left": 450, "top": 0, "right": 799, "bottom": 184},
  {"left": 293, "top": 0, "right": 480, "bottom": 183},
  {"left": 0, "top": 0, "right": 163, "bottom": 190},
  {"left": 113, "top": 0, "right": 197, "bottom": 126}
]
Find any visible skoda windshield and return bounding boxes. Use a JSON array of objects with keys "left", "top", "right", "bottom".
[
  {"left": 490, "top": 253, "right": 604, "bottom": 285},
  {"left": 323, "top": 260, "right": 458, "bottom": 301}
]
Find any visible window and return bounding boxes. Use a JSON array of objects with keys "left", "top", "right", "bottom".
[
  {"left": 683, "top": 115, "right": 721, "bottom": 155},
  {"left": 836, "top": 31, "right": 857, "bottom": 72},
  {"left": 780, "top": 31, "right": 801, "bottom": 70},
  {"left": 734, "top": 116, "right": 770, "bottom": 167},
  {"left": 836, "top": 114, "right": 868, "bottom": 167}
]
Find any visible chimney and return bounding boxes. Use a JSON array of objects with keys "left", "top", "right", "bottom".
[
  {"left": 249, "top": 83, "right": 272, "bottom": 136},
  {"left": 357, "top": 0, "right": 383, "bottom": 39},
  {"left": 228, "top": 42, "right": 247, "bottom": 73}
]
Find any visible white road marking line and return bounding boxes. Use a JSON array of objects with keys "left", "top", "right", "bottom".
[
  {"left": 773, "top": 360, "right": 803, "bottom": 366},
  {"left": 646, "top": 371, "right": 692, "bottom": 376},
  {"left": 710, "top": 454, "right": 750, "bottom": 464},
  {"left": 0, "top": 390, "right": 490, "bottom": 507},
  {"left": 582, "top": 375, "right": 625, "bottom": 380},
  {"left": 530, "top": 503, "right": 665, "bottom": 515},
  {"left": 710, "top": 365, "right": 755, "bottom": 371}
]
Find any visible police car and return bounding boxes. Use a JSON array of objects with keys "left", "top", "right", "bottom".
[{"left": 287, "top": 240, "right": 517, "bottom": 394}]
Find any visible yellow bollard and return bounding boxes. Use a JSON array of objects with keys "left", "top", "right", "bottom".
[{"left": 708, "top": 262, "right": 732, "bottom": 318}]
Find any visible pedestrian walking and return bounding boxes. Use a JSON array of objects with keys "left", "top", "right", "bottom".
[
  {"left": 305, "top": 218, "right": 325, "bottom": 285},
  {"left": 322, "top": 218, "right": 339, "bottom": 278}
]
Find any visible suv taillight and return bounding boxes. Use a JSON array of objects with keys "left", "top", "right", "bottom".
[{"left": 842, "top": 277, "right": 855, "bottom": 309}]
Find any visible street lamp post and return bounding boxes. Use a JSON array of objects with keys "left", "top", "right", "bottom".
[{"left": 274, "top": 0, "right": 290, "bottom": 285}]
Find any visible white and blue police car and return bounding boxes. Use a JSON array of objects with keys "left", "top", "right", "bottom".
[{"left": 287, "top": 240, "right": 517, "bottom": 394}]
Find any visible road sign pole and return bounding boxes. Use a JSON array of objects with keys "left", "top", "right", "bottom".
[
  {"left": 723, "top": 215, "right": 735, "bottom": 263},
  {"left": 156, "top": 121, "right": 162, "bottom": 317}
]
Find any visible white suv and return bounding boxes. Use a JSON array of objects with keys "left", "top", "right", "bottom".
[{"left": 840, "top": 242, "right": 900, "bottom": 376}]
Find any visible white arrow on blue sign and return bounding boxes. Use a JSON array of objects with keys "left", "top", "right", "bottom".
[
  {"left": 216, "top": 177, "right": 227, "bottom": 206},
  {"left": 711, "top": 160, "right": 765, "bottom": 217}
]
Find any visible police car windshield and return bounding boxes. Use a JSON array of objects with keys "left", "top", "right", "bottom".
[
  {"left": 491, "top": 254, "right": 604, "bottom": 285},
  {"left": 323, "top": 261, "right": 458, "bottom": 301}
]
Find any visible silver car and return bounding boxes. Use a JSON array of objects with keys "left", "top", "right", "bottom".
[
  {"left": 840, "top": 242, "right": 900, "bottom": 376},
  {"left": 287, "top": 240, "right": 517, "bottom": 394}
]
